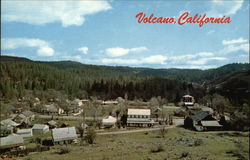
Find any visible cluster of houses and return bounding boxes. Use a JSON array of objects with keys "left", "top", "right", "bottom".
[
  {"left": 175, "top": 95, "right": 230, "bottom": 131},
  {"left": 1, "top": 94, "right": 230, "bottom": 153},
  {"left": 0, "top": 118, "right": 80, "bottom": 151}
]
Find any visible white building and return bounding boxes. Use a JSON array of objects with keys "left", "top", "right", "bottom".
[
  {"left": 16, "top": 129, "right": 33, "bottom": 138},
  {"left": 32, "top": 124, "right": 49, "bottom": 135},
  {"left": 0, "top": 134, "right": 24, "bottom": 150},
  {"left": 52, "top": 127, "right": 77, "bottom": 145},
  {"left": 127, "top": 109, "right": 154, "bottom": 127},
  {"left": 71, "top": 99, "right": 83, "bottom": 106},
  {"left": 182, "top": 95, "right": 195, "bottom": 106},
  {"left": 42, "top": 104, "right": 64, "bottom": 115},
  {"left": 102, "top": 116, "right": 117, "bottom": 128}
]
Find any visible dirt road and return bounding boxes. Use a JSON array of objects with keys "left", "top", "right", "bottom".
[{"left": 97, "top": 119, "right": 184, "bottom": 135}]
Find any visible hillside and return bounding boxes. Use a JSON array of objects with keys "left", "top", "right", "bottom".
[
  {"left": 1, "top": 55, "right": 249, "bottom": 83},
  {"left": 0, "top": 55, "right": 249, "bottom": 104}
]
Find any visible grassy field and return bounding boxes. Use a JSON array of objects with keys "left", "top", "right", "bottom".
[{"left": 20, "top": 127, "right": 249, "bottom": 160}]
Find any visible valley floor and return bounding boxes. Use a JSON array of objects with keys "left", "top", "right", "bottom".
[{"left": 20, "top": 127, "right": 249, "bottom": 160}]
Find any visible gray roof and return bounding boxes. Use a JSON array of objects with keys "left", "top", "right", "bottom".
[
  {"left": 0, "top": 134, "right": 24, "bottom": 149},
  {"left": 174, "top": 109, "right": 186, "bottom": 114},
  {"left": 201, "top": 107, "right": 214, "bottom": 114},
  {"left": 16, "top": 129, "right": 33, "bottom": 138},
  {"left": 43, "top": 104, "right": 58, "bottom": 112},
  {"left": 52, "top": 127, "right": 77, "bottom": 142},
  {"left": 201, "top": 121, "right": 222, "bottom": 127},
  {"left": 47, "top": 120, "right": 57, "bottom": 126},
  {"left": 21, "top": 110, "right": 34, "bottom": 117},
  {"left": 0, "top": 119, "right": 19, "bottom": 127},
  {"left": 191, "top": 112, "right": 209, "bottom": 121},
  {"left": 32, "top": 124, "right": 49, "bottom": 130},
  {"left": 17, "top": 128, "right": 32, "bottom": 134}
]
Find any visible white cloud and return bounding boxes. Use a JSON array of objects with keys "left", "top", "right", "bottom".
[
  {"left": 130, "top": 47, "right": 148, "bottom": 53},
  {"left": 142, "top": 55, "right": 167, "bottom": 64},
  {"left": 222, "top": 37, "right": 248, "bottom": 45},
  {"left": 102, "top": 58, "right": 140, "bottom": 65},
  {"left": 101, "top": 54, "right": 166, "bottom": 65},
  {"left": 207, "top": 0, "right": 244, "bottom": 17},
  {"left": 187, "top": 57, "right": 227, "bottom": 65},
  {"left": 105, "top": 47, "right": 130, "bottom": 57},
  {"left": 37, "top": 46, "right": 54, "bottom": 57},
  {"left": 105, "top": 47, "right": 148, "bottom": 57},
  {"left": 219, "top": 43, "right": 249, "bottom": 54},
  {"left": 2, "top": 38, "right": 55, "bottom": 56},
  {"left": 2, "top": 1, "right": 112, "bottom": 27},
  {"left": 78, "top": 47, "right": 88, "bottom": 54}
]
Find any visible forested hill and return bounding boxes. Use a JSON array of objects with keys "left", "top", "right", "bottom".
[
  {"left": 1, "top": 55, "right": 248, "bottom": 83},
  {"left": 0, "top": 55, "right": 249, "bottom": 102}
]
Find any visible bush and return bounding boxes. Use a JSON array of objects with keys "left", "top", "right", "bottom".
[
  {"left": 85, "top": 127, "right": 96, "bottom": 144},
  {"left": 58, "top": 146, "right": 70, "bottom": 154},
  {"left": 194, "top": 139, "right": 203, "bottom": 146},
  {"left": 181, "top": 152, "right": 189, "bottom": 158},
  {"left": 159, "top": 127, "right": 168, "bottom": 138},
  {"left": 150, "top": 144, "right": 164, "bottom": 153}
]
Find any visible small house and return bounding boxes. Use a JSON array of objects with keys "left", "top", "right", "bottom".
[
  {"left": 127, "top": 109, "right": 154, "bottom": 127},
  {"left": 184, "top": 111, "right": 221, "bottom": 131},
  {"left": 200, "top": 121, "right": 222, "bottom": 131},
  {"left": 72, "top": 108, "right": 83, "bottom": 116},
  {"left": 174, "top": 108, "right": 187, "bottom": 117},
  {"left": 0, "top": 119, "right": 20, "bottom": 133},
  {"left": 32, "top": 124, "right": 49, "bottom": 135},
  {"left": 16, "top": 128, "right": 33, "bottom": 138},
  {"left": 13, "top": 110, "right": 35, "bottom": 125},
  {"left": 102, "top": 116, "right": 117, "bottom": 128},
  {"left": 182, "top": 95, "right": 195, "bottom": 106},
  {"left": 102, "top": 100, "right": 118, "bottom": 105},
  {"left": 0, "top": 134, "right": 24, "bottom": 150},
  {"left": 21, "top": 111, "right": 35, "bottom": 121},
  {"left": 47, "top": 120, "right": 57, "bottom": 129},
  {"left": 201, "top": 107, "right": 214, "bottom": 114},
  {"left": 42, "top": 104, "right": 64, "bottom": 115},
  {"left": 151, "top": 107, "right": 162, "bottom": 119},
  {"left": 1, "top": 119, "right": 20, "bottom": 128},
  {"left": 71, "top": 99, "right": 83, "bottom": 106},
  {"left": 52, "top": 127, "right": 77, "bottom": 145}
]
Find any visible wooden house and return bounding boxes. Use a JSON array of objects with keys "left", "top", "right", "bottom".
[
  {"left": 52, "top": 127, "right": 77, "bottom": 145},
  {"left": 127, "top": 109, "right": 154, "bottom": 127},
  {"left": 102, "top": 116, "right": 117, "bottom": 128},
  {"left": 184, "top": 111, "right": 222, "bottom": 131},
  {"left": 32, "top": 124, "right": 49, "bottom": 135},
  {"left": 0, "top": 134, "right": 24, "bottom": 150}
]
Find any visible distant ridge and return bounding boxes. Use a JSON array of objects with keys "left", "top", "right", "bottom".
[
  {"left": 1, "top": 55, "right": 32, "bottom": 62},
  {"left": 1, "top": 55, "right": 249, "bottom": 84}
]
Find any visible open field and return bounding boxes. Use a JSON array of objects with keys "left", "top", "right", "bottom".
[{"left": 19, "top": 127, "right": 249, "bottom": 160}]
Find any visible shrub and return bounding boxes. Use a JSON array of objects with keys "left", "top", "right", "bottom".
[
  {"left": 85, "top": 127, "right": 97, "bottom": 144},
  {"left": 181, "top": 152, "right": 189, "bottom": 158},
  {"left": 58, "top": 146, "right": 70, "bottom": 154},
  {"left": 159, "top": 127, "right": 168, "bottom": 138},
  {"left": 194, "top": 139, "right": 203, "bottom": 146},
  {"left": 150, "top": 144, "right": 164, "bottom": 153}
]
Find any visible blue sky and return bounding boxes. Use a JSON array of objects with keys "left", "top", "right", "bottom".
[{"left": 1, "top": 0, "right": 249, "bottom": 69}]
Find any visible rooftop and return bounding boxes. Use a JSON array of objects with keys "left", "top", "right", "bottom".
[
  {"left": 0, "top": 134, "right": 24, "bottom": 149},
  {"left": 128, "top": 109, "right": 151, "bottom": 115},
  {"left": 52, "top": 127, "right": 77, "bottom": 142},
  {"left": 32, "top": 124, "right": 49, "bottom": 130}
]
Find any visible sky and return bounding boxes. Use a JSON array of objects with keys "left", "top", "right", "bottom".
[{"left": 1, "top": 0, "right": 249, "bottom": 69}]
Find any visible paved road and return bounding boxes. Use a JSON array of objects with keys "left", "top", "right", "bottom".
[{"left": 97, "top": 119, "right": 184, "bottom": 135}]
